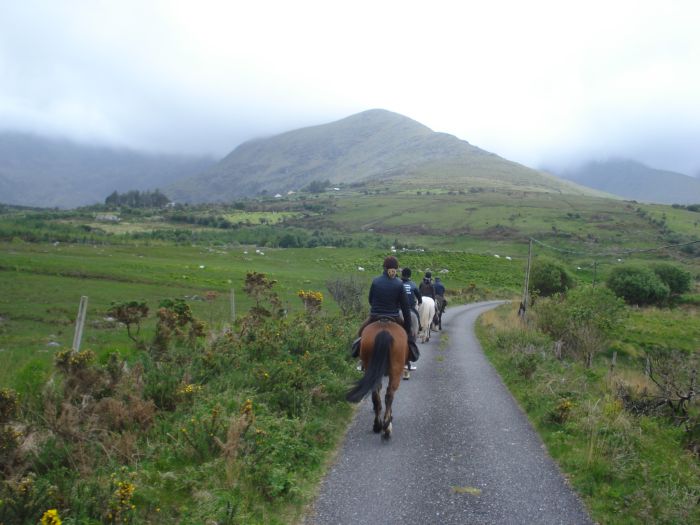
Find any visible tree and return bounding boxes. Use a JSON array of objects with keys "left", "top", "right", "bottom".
[
  {"left": 303, "top": 179, "right": 330, "bottom": 193},
  {"left": 651, "top": 263, "right": 692, "bottom": 295},
  {"left": 102, "top": 189, "right": 171, "bottom": 208},
  {"left": 530, "top": 258, "right": 575, "bottom": 297},
  {"left": 105, "top": 190, "right": 119, "bottom": 207},
  {"left": 606, "top": 265, "right": 670, "bottom": 306}
]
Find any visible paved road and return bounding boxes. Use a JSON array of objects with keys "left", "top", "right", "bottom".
[{"left": 304, "top": 301, "right": 593, "bottom": 525}]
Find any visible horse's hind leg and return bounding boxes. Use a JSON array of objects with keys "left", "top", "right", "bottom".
[
  {"left": 382, "top": 383, "right": 398, "bottom": 439},
  {"left": 372, "top": 387, "right": 383, "bottom": 433}
]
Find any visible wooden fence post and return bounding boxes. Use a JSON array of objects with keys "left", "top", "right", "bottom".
[
  {"left": 554, "top": 340, "right": 563, "bottom": 360},
  {"left": 230, "top": 288, "right": 236, "bottom": 323},
  {"left": 72, "top": 296, "right": 88, "bottom": 351}
]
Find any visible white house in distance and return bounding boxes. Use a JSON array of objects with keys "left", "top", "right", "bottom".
[{"left": 95, "top": 213, "right": 120, "bottom": 222}]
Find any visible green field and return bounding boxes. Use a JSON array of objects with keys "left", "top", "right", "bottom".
[
  {"left": 0, "top": 240, "right": 528, "bottom": 391},
  {"left": 1, "top": 188, "right": 699, "bottom": 524}
]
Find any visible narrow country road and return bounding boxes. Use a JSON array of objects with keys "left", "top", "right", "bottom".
[{"left": 303, "top": 301, "right": 593, "bottom": 525}]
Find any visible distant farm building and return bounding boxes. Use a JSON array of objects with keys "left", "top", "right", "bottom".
[{"left": 95, "top": 214, "right": 120, "bottom": 222}]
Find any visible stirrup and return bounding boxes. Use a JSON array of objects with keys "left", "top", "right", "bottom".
[{"left": 351, "top": 337, "right": 361, "bottom": 358}]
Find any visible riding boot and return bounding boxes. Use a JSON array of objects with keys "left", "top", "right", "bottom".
[
  {"left": 350, "top": 337, "right": 361, "bottom": 358},
  {"left": 407, "top": 336, "right": 420, "bottom": 362}
]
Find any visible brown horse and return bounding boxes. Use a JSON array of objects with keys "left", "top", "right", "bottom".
[{"left": 346, "top": 319, "right": 408, "bottom": 438}]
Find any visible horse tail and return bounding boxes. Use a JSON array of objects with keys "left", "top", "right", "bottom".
[{"left": 346, "top": 330, "right": 392, "bottom": 403}]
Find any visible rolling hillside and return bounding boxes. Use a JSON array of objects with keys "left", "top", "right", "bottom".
[
  {"left": 555, "top": 159, "right": 700, "bottom": 205},
  {"left": 168, "top": 109, "right": 607, "bottom": 202},
  {"left": 0, "top": 132, "right": 215, "bottom": 208}
]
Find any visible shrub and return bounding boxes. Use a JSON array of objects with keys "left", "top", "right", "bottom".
[
  {"left": 326, "top": 277, "right": 366, "bottom": 317},
  {"left": 107, "top": 301, "right": 149, "bottom": 342},
  {"left": 534, "top": 286, "right": 626, "bottom": 366},
  {"left": 514, "top": 352, "right": 541, "bottom": 379},
  {"left": 530, "top": 258, "right": 575, "bottom": 297},
  {"left": 152, "top": 298, "right": 205, "bottom": 355},
  {"left": 606, "top": 265, "right": 670, "bottom": 305},
  {"left": 549, "top": 398, "right": 574, "bottom": 424},
  {"left": 651, "top": 263, "right": 692, "bottom": 295},
  {"left": 297, "top": 290, "right": 323, "bottom": 315}
]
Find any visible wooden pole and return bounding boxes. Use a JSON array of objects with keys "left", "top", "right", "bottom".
[
  {"left": 519, "top": 239, "right": 533, "bottom": 319},
  {"left": 72, "top": 296, "right": 88, "bottom": 351},
  {"left": 230, "top": 288, "right": 236, "bottom": 323}
]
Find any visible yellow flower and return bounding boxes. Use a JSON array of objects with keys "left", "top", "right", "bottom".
[{"left": 41, "top": 509, "right": 62, "bottom": 525}]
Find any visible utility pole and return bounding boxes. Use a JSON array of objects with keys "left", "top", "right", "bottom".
[{"left": 519, "top": 239, "right": 533, "bottom": 319}]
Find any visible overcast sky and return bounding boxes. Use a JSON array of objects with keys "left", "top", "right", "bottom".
[{"left": 1, "top": 0, "right": 699, "bottom": 175}]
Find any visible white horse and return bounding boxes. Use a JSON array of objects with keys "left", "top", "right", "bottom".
[
  {"left": 418, "top": 297, "right": 436, "bottom": 343},
  {"left": 399, "top": 309, "right": 419, "bottom": 340}
]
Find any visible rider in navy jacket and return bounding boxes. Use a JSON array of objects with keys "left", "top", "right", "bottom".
[
  {"left": 352, "top": 256, "right": 417, "bottom": 359},
  {"left": 401, "top": 267, "right": 422, "bottom": 328},
  {"left": 434, "top": 277, "right": 445, "bottom": 296},
  {"left": 434, "top": 276, "right": 447, "bottom": 314}
]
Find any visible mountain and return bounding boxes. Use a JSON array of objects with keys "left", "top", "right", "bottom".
[
  {"left": 555, "top": 159, "right": 700, "bottom": 205},
  {"left": 0, "top": 132, "right": 216, "bottom": 208},
  {"left": 168, "top": 109, "right": 605, "bottom": 203}
]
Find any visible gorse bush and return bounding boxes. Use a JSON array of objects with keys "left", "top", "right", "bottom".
[
  {"left": 606, "top": 264, "right": 670, "bottom": 305},
  {"left": 0, "top": 277, "right": 357, "bottom": 524}
]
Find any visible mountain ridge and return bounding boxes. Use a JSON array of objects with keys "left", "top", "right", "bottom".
[
  {"left": 167, "top": 109, "right": 605, "bottom": 202},
  {"left": 553, "top": 159, "right": 700, "bottom": 204},
  {"left": 0, "top": 131, "right": 215, "bottom": 208}
]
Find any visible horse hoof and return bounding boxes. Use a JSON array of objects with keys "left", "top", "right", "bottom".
[
  {"left": 382, "top": 422, "right": 392, "bottom": 439},
  {"left": 403, "top": 370, "right": 410, "bottom": 380},
  {"left": 373, "top": 422, "right": 382, "bottom": 433}
]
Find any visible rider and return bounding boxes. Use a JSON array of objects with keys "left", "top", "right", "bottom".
[
  {"left": 351, "top": 256, "right": 419, "bottom": 361},
  {"left": 418, "top": 271, "right": 435, "bottom": 299},
  {"left": 434, "top": 276, "right": 447, "bottom": 313},
  {"left": 401, "top": 267, "right": 422, "bottom": 331}
]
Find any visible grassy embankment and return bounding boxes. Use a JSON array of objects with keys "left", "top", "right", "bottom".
[{"left": 478, "top": 301, "right": 700, "bottom": 524}]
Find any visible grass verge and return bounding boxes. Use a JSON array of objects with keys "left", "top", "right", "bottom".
[{"left": 476, "top": 303, "right": 700, "bottom": 524}]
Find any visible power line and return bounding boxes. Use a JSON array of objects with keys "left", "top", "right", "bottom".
[{"left": 529, "top": 237, "right": 700, "bottom": 258}]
